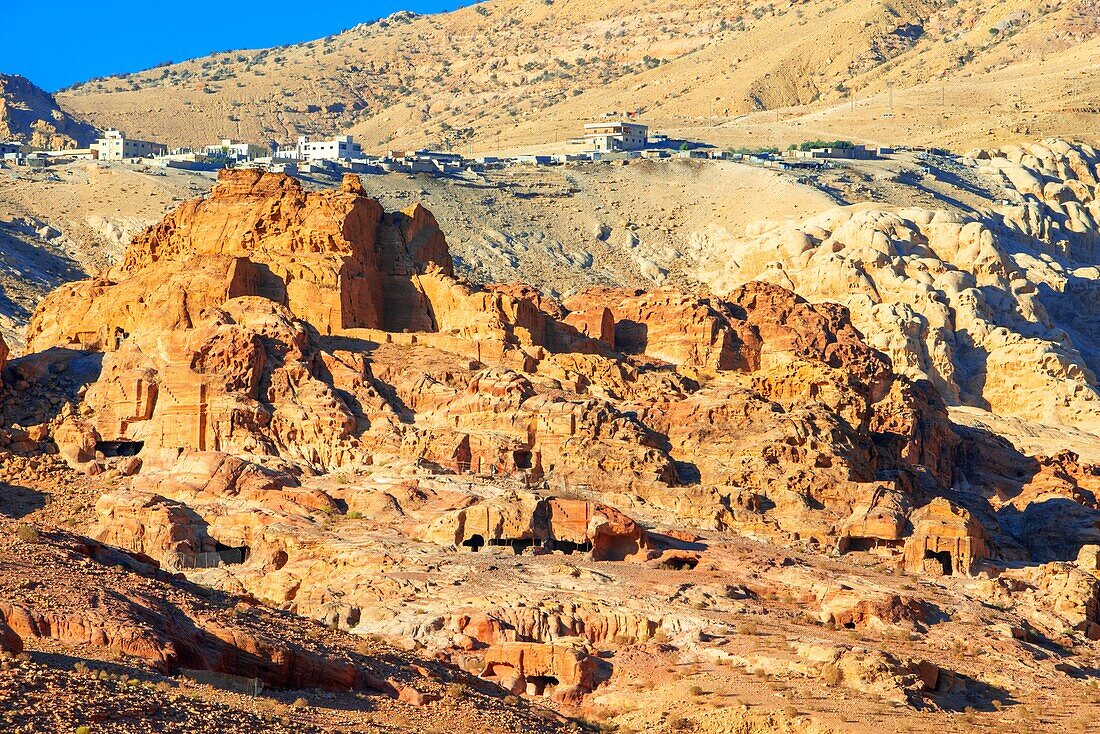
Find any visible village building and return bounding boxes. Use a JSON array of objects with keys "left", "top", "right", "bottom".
[
  {"left": 583, "top": 121, "right": 649, "bottom": 153},
  {"left": 91, "top": 129, "right": 167, "bottom": 161},
  {"left": 203, "top": 139, "right": 268, "bottom": 161},
  {"left": 273, "top": 135, "right": 362, "bottom": 162}
]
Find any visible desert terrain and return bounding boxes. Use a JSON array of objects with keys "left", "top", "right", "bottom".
[{"left": 2, "top": 0, "right": 1100, "bottom": 732}]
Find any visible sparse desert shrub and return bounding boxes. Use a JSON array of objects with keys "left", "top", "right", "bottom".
[
  {"left": 446, "top": 682, "right": 469, "bottom": 699},
  {"left": 739, "top": 621, "right": 759, "bottom": 635},
  {"left": 821, "top": 663, "right": 842, "bottom": 686},
  {"left": 291, "top": 696, "right": 309, "bottom": 708},
  {"left": 75, "top": 727, "right": 92, "bottom": 734},
  {"left": 15, "top": 524, "right": 39, "bottom": 543},
  {"left": 666, "top": 716, "right": 694, "bottom": 731},
  {"left": 688, "top": 685, "right": 703, "bottom": 696}
]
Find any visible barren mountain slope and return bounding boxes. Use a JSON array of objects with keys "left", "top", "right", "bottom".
[
  {"left": 0, "top": 74, "right": 98, "bottom": 149},
  {"left": 55, "top": 0, "right": 1100, "bottom": 152}
]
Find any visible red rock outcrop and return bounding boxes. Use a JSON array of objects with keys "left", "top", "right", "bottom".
[
  {"left": 0, "top": 618, "right": 21, "bottom": 655},
  {"left": 902, "top": 499, "right": 991, "bottom": 576},
  {"left": 479, "top": 641, "right": 597, "bottom": 701}
]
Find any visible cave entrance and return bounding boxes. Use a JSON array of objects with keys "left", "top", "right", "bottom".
[
  {"left": 526, "top": 675, "right": 559, "bottom": 697},
  {"left": 488, "top": 538, "right": 538, "bottom": 555},
  {"left": 215, "top": 542, "right": 249, "bottom": 565},
  {"left": 547, "top": 540, "right": 592, "bottom": 555},
  {"left": 462, "top": 535, "right": 485, "bottom": 553},
  {"left": 661, "top": 556, "right": 699, "bottom": 571},
  {"left": 845, "top": 537, "right": 902, "bottom": 553},
  {"left": 924, "top": 549, "right": 953, "bottom": 576},
  {"left": 513, "top": 450, "right": 532, "bottom": 470},
  {"left": 96, "top": 440, "right": 145, "bottom": 457}
]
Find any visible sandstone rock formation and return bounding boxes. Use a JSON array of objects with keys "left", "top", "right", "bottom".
[
  {"left": 479, "top": 641, "right": 596, "bottom": 702},
  {"left": 30, "top": 171, "right": 952, "bottom": 550},
  {"left": 902, "top": 498, "right": 991, "bottom": 576},
  {"left": 19, "top": 167, "right": 1100, "bottom": 728},
  {"left": 693, "top": 141, "right": 1100, "bottom": 438},
  {"left": 423, "top": 492, "right": 650, "bottom": 562}
]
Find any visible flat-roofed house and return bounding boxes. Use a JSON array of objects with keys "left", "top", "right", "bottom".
[
  {"left": 91, "top": 129, "right": 166, "bottom": 160},
  {"left": 583, "top": 121, "right": 649, "bottom": 153},
  {"left": 274, "top": 135, "right": 362, "bottom": 162},
  {"left": 204, "top": 139, "right": 269, "bottom": 161}
]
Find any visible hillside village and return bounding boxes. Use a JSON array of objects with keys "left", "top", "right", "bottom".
[{"left": 1, "top": 113, "right": 895, "bottom": 179}]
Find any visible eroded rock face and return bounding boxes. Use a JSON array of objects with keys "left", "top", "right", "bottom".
[
  {"left": 902, "top": 498, "right": 991, "bottom": 576},
  {"left": 31, "top": 172, "right": 948, "bottom": 539},
  {"left": 0, "top": 618, "right": 21, "bottom": 655},
  {"left": 693, "top": 141, "right": 1100, "bottom": 436},
  {"left": 422, "top": 493, "right": 649, "bottom": 561},
  {"left": 479, "top": 641, "right": 597, "bottom": 702}
]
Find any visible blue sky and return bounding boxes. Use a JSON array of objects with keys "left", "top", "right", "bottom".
[{"left": 1, "top": 1, "right": 467, "bottom": 91}]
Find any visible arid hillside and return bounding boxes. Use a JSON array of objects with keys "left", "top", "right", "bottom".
[
  {"left": 0, "top": 74, "right": 98, "bottom": 149},
  {"left": 54, "top": 0, "right": 1100, "bottom": 153}
]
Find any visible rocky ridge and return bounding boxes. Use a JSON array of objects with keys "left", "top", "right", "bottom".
[{"left": 0, "top": 74, "right": 98, "bottom": 149}]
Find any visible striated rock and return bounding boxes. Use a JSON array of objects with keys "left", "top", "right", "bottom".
[
  {"left": 0, "top": 618, "right": 21, "bottom": 655},
  {"left": 423, "top": 493, "right": 649, "bottom": 561},
  {"left": 479, "top": 641, "right": 597, "bottom": 699},
  {"left": 902, "top": 499, "right": 991, "bottom": 576}
]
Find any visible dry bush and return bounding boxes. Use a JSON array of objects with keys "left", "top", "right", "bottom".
[
  {"left": 15, "top": 524, "right": 39, "bottom": 543},
  {"left": 820, "top": 663, "right": 842, "bottom": 686}
]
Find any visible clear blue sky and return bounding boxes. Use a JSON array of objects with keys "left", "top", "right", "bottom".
[{"left": 1, "top": 1, "right": 467, "bottom": 91}]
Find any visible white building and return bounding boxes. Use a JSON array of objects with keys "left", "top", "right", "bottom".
[
  {"left": 583, "top": 121, "right": 649, "bottom": 153},
  {"left": 204, "top": 139, "right": 268, "bottom": 161},
  {"left": 0, "top": 141, "right": 25, "bottom": 156},
  {"left": 274, "top": 135, "right": 361, "bottom": 162},
  {"left": 92, "top": 129, "right": 166, "bottom": 160}
]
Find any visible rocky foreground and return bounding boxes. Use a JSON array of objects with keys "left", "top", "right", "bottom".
[{"left": 2, "top": 168, "right": 1100, "bottom": 732}]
